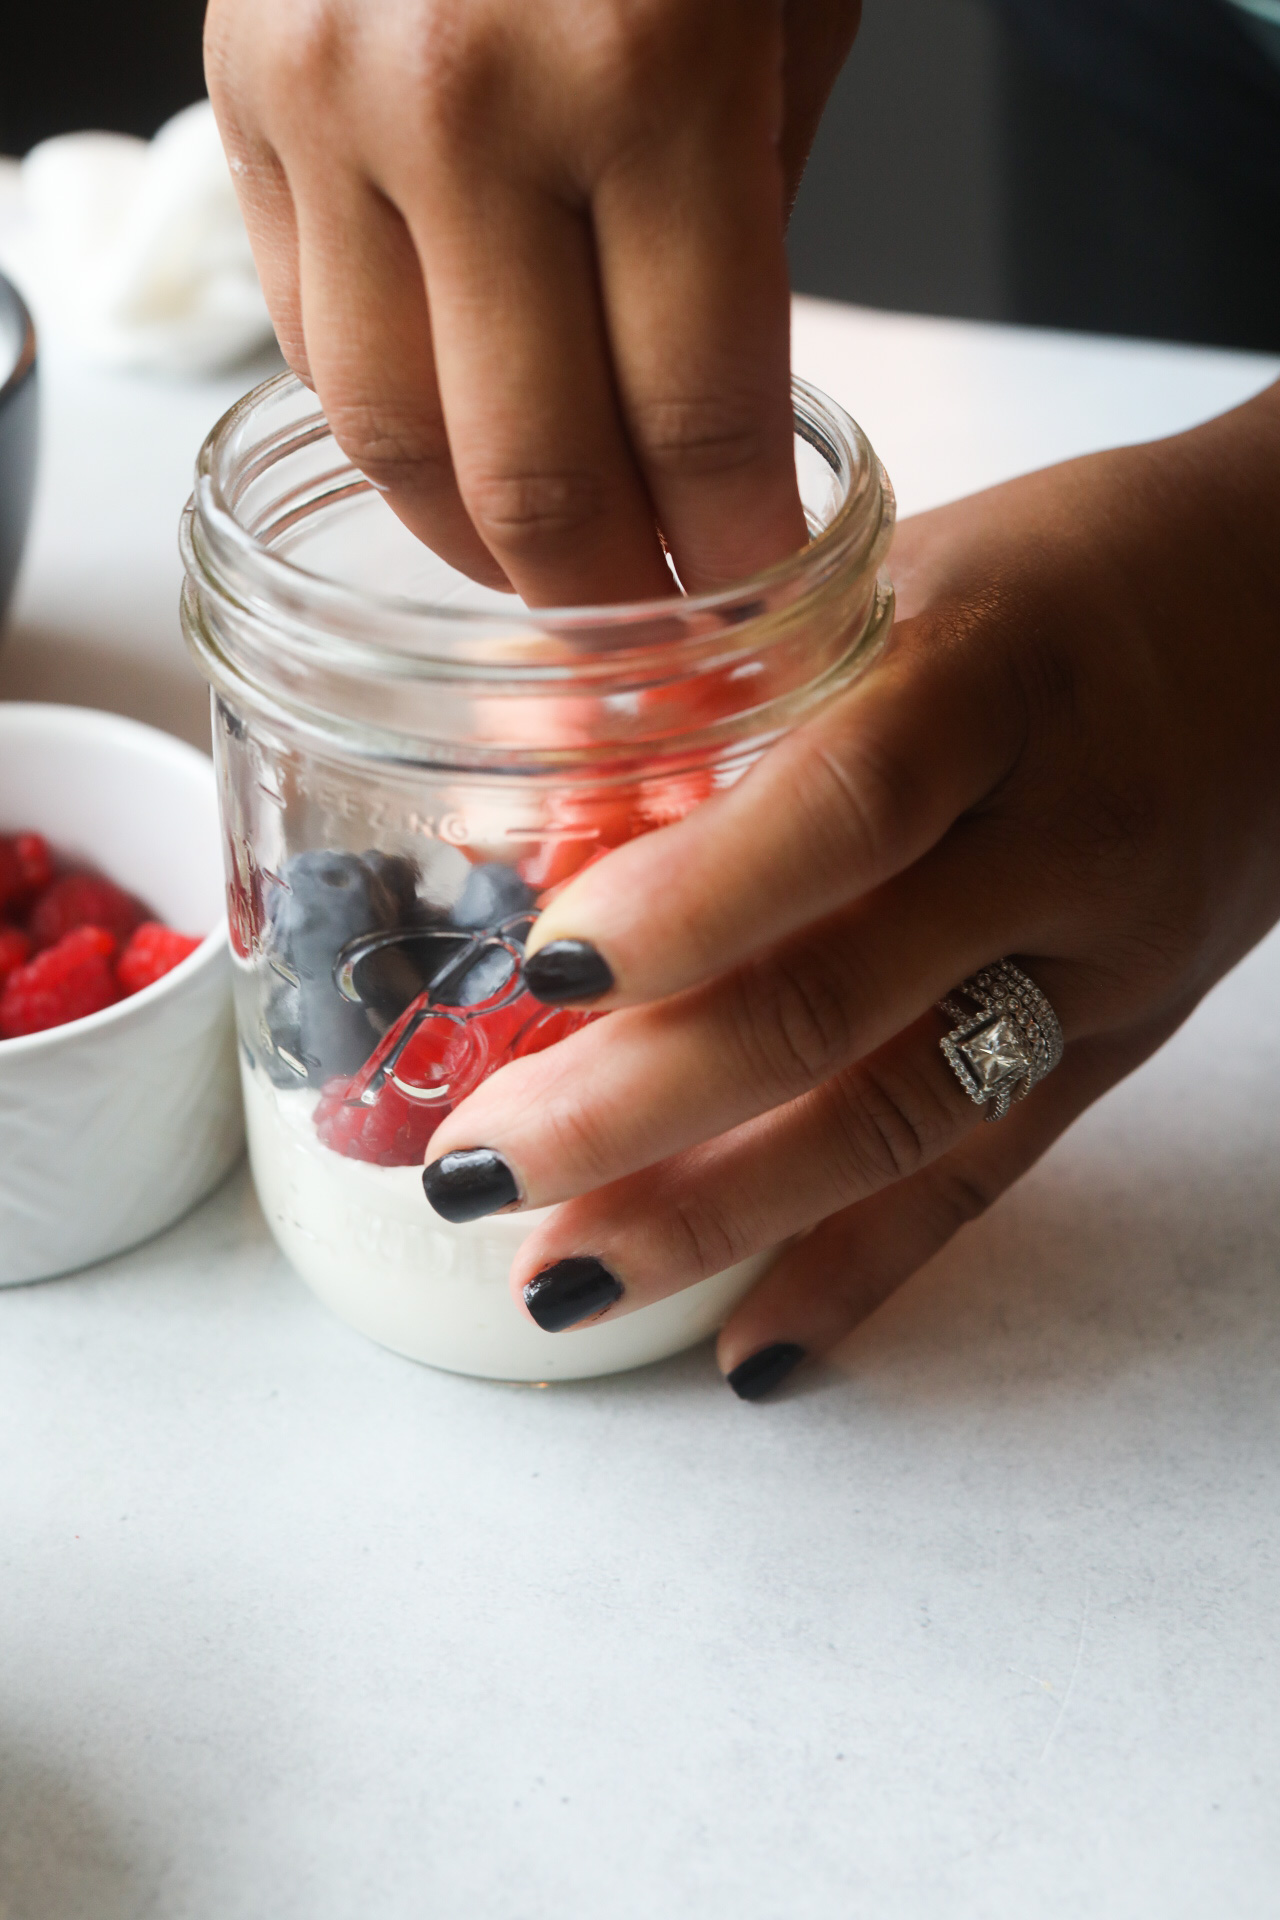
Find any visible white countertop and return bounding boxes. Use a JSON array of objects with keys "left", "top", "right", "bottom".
[{"left": 1, "top": 302, "right": 1278, "bottom": 1920}]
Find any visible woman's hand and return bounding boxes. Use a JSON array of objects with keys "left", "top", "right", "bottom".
[
  {"left": 204, "top": 0, "right": 859, "bottom": 606},
  {"left": 422, "top": 382, "right": 1280, "bottom": 1394}
]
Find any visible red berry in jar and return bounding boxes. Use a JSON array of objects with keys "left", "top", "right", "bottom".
[
  {"left": 517, "top": 788, "right": 640, "bottom": 892},
  {"left": 0, "top": 925, "right": 121, "bottom": 1039},
  {"left": 508, "top": 1003, "right": 596, "bottom": 1059},
  {"left": 314, "top": 1074, "right": 451, "bottom": 1168}
]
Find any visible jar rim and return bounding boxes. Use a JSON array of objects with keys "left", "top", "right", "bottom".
[
  {"left": 182, "top": 371, "right": 894, "bottom": 773},
  {"left": 185, "top": 370, "right": 887, "bottom": 646}
]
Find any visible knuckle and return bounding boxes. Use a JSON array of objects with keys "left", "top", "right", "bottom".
[
  {"left": 535, "top": 1091, "right": 621, "bottom": 1191},
  {"left": 922, "top": 1159, "right": 1002, "bottom": 1235},
  {"left": 1053, "top": 759, "right": 1154, "bottom": 892},
  {"left": 413, "top": 24, "right": 506, "bottom": 145},
  {"left": 630, "top": 394, "right": 775, "bottom": 481},
  {"left": 576, "top": 0, "right": 769, "bottom": 124},
  {"left": 830, "top": 1057, "right": 953, "bottom": 1193},
  {"left": 731, "top": 947, "right": 855, "bottom": 1098},
  {"left": 260, "top": 0, "right": 348, "bottom": 98},
  {"left": 803, "top": 735, "right": 912, "bottom": 880},
  {"left": 574, "top": 0, "right": 681, "bottom": 102},
  {"left": 326, "top": 403, "right": 454, "bottom": 494},
  {"left": 666, "top": 1191, "right": 745, "bottom": 1280},
  {"left": 461, "top": 465, "right": 608, "bottom": 552}
]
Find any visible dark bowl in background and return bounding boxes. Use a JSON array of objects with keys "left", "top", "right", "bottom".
[{"left": 0, "top": 272, "right": 37, "bottom": 632}]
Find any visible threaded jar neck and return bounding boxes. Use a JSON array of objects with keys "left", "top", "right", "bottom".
[{"left": 181, "top": 372, "right": 894, "bottom": 777}]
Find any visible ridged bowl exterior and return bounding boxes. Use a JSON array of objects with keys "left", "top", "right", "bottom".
[{"left": 0, "top": 705, "right": 242, "bottom": 1285}]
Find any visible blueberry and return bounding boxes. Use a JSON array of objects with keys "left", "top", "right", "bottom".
[
  {"left": 450, "top": 862, "right": 536, "bottom": 931},
  {"left": 439, "top": 939, "right": 519, "bottom": 1008},
  {"left": 265, "top": 849, "right": 425, "bottom": 1083},
  {"left": 260, "top": 983, "right": 307, "bottom": 1085},
  {"left": 348, "top": 929, "right": 464, "bottom": 1024},
  {"left": 344, "top": 924, "right": 523, "bottom": 1024},
  {"left": 362, "top": 850, "right": 423, "bottom": 924}
]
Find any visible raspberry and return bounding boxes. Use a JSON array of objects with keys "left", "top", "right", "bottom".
[
  {"left": 29, "top": 873, "right": 148, "bottom": 950},
  {"left": 508, "top": 1003, "right": 596, "bottom": 1059},
  {"left": 0, "top": 842, "right": 23, "bottom": 913},
  {"left": 314, "top": 982, "right": 511, "bottom": 1166},
  {"left": 633, "top": 767, "right": 715, "bottom": 832},
  {"left": 0, "top": 832, "right": 57, "bottom": 912},
  {"left": 314, "top": 1074, "right": 450, "bottom": 1168},
  {"left": 117, "top": 922, "right": 202, "bottom": 995},
  {"left": 518, "top": 791, "right": 639, "bottom": 892},
  {"left": 0, "top": 925, "right": 121, "bottom": 1039},
  {"left": 13, "top": 833, "right": 55, "bottom": 898},
  {"left": 0, "top": 926, "right": 33, "bottom": 984},
  {"left": 310, "top": 958, "right": 597, "bottom": 1166}
]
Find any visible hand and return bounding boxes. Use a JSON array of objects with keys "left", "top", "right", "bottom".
[
  {"left": 204, "top": 0, "right": 860, "bottom": 606},
  {"left": 422, "top": 383, "right": 1280, "bottom": 1394}
]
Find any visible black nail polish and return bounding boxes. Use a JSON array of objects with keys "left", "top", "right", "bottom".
[
  {"left": 523, "top": 1256, "right": 623, "bottom": 1332},
  {"left": 422, "top": 1148, "right": 520, "bottom": 1223},
  {"left": 522, "top": 939, "right": 615, "bottom": 1005},
  {"left": 725, "top": 1342, "right": 805, "bottom": 1402}
]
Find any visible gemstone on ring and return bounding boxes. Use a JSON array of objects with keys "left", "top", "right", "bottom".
[
  {"left": 956, "top": 1015, "right": 1030, "bottom": 1095},
  {"left": 938, "top": 961, "right": 1063, "bottom": 1122}
]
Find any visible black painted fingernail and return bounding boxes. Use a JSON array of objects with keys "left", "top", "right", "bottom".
[
  {"left": 523, "top": 1256, "right": 623, "bottom": 1332},
  {"left": 522, "top": 939, "right": 615, "bottom": 1005},
  {"left": 725, "top": 1342, "right": 805, "bottom": 1401},
  {"left": 422, "top": 1148, "right": 520, "bottom": 1223}
]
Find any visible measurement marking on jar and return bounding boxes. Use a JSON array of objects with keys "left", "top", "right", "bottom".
[{"left": 502, "top": 826, "right": 598, "bottom": 842}]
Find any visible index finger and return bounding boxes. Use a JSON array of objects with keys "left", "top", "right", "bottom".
[{"left": 522, "top": 611, "right": 1026, "bottom": 1007}]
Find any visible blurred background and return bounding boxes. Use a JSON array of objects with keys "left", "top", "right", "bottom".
[{"left": 2, "top": 0, "right": 1279, "bottom": 353}]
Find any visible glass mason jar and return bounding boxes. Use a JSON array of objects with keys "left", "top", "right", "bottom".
[{"left": 181, "top": 372, "right": 894, "bottom": 1381}]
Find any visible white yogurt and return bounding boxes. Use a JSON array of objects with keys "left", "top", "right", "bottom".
[{"left": 242, "top": 1066, "right": 771, "bottom": 1380}]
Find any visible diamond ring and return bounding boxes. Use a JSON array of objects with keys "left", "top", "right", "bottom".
[{"left": 938, "top": 960, "right": 1064, "bottom": 1122}]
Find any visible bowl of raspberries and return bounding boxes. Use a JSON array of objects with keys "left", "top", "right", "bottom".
[{"left": 0, "top": 703, "right": 243, "bottom": 1285}]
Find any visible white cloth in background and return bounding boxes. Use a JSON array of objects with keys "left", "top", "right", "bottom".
[{"left": 0, "top": 100, "right": 273, "bottom": 377}]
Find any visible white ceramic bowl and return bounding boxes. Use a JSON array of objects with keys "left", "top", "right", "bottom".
[{"left": 0, "top": 704, "right": 242, "bottom": 1284}]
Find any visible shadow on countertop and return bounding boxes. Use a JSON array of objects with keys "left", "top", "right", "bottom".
[
  {"left": 0, "top": 624, "right": 211, "bottom": 752},
  {"left": 0, "top": 1740, "right": 150, "bottom": 1920}
]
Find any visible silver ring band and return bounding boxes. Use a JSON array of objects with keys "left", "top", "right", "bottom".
[{"left": 938, "top": 960, "right": 1064, "bottom": 1122}]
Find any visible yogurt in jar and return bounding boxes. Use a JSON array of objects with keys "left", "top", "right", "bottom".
[{"left": 242, "top": 1067, "right": 769, "bottom": 1380}]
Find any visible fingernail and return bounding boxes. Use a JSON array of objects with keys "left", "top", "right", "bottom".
[
  {"left": 422, "top": 1148, "right": 520, "bottom": 1223},
  {"left": 522, "top": 939, "right": 614, "bottom": 1005},
  {"left": 725, "top": 1342, "right": 805, "bottom": 1402},
  {"left": 523, "top": 1256, "right": 623, "bottom": 1332}
]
